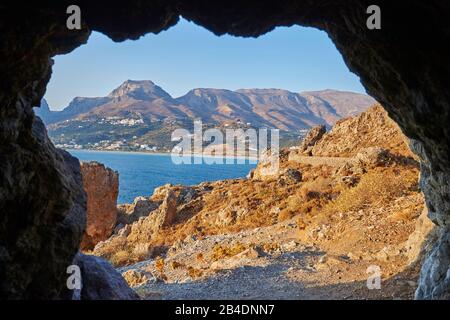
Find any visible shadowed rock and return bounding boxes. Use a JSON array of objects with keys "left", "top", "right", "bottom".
[{"left": 72, "top": 253, "right": 139, "bottom": 300}]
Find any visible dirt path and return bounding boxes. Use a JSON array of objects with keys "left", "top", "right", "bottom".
[{"left": 287, "top": 153, "right": 350, "bottom": 167}]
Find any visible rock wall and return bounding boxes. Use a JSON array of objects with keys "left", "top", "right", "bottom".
[
  {"left": 0, "top": 117, "right": 86, "bottom": 299},
  {"left": 80, "top": 162, "right": 119, "bottom": 250},
  {"left": 0, "top": 1, "right": 449, "bottom": 298}
]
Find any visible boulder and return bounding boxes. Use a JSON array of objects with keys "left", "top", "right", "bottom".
[
  {"left": 337, "top": 147, "right": 391, "bottom": 175},
  {"left": 298, "top": 125, "right": 326, "bottom": 155},
  {"left": 72, "top": 253, "right": 139, "bottom": 300},
  {"left": 80, "top": 162, "right": 119, "bottom": 250},
  {"left": 252, "top": 149, "right": 281, "bottom": 180},
  {"left": 215, "top": 206, "right": 248, "bottom": 227}
]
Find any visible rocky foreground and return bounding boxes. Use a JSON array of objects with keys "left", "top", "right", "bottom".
[{"left": 83, "top": 105, "right": 436, "bottom": 299}]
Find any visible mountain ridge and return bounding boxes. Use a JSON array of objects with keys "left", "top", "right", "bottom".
[{"left": 36, "top": 80, "right": 376, "bottom": 131}]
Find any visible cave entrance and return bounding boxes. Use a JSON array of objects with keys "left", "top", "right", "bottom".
[
  {"left": 33, "top": 17, "right": 430, "bottom": 300},
  {"left": 4, "top": 3, "right": 447, "bottom": 300}
]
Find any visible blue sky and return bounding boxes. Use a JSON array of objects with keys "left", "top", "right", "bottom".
[{"left": 45, "top": 18, "right": 365, "bottom": 110}]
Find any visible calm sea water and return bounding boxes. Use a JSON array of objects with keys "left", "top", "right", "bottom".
[{"left": 69, "top": 150, "right": 256, "bottom": 204}]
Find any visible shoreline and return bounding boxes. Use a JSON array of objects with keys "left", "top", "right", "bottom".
[{"left": 66, "top": 148, "right": 259, "bottom": 162}]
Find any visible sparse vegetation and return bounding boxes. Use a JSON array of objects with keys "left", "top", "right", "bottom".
[
  {"left": 187, "top": 266, "right": 203, "bottom": 279},
  {"left": 321, "top": 167, "right": 419, "bottom": 218},
  {"left": 155, "top": 257, "right": 165, "bottom": 275},
  {"left": 210, "top": 243, "right": 248, "bottom": 261}
]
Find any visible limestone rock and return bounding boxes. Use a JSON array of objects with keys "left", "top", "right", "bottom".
[
  {"left": 178, "top": 187, "right": 197, "bottom": 203},
  {"left": 298, "top": 125, "right": 326, "bottom": 155},
  {"left": 152, "top": 183, "right": 173, "bottom": 200},
  {"left": 354, "top": 147, "right": 390, "bottom": 167},
  {"left": 80, "top": 161, "right": 119, "bottom": 250},
  {"left": 215, "top": 206, "right": 248, "bottom": 227},
  {"left": 122, "top": 269, "right": 153, "bottom": 287},
  {"left": 311, "top": 105, "right": 413, "bottom": 158},
  {"left": 72, "top": 253, "right": 139, "bottom": 300},
  {"left": 404, "top": 207, "right": 437, "bottom": 264},
  {"left": 252, "top": 149, "right": 291, "bottom": 181},
  {"left": 154, "top": 189, "right": 178, "bottom": 228},
  {"left": 117, "top": 196, "right": 159, "bottom": 225},
  {"left": 338, "top": 147, "right": 391, "bottom": 175}
]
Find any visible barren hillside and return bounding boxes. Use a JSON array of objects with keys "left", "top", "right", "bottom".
[{"left": 88, "top": 105, "right": 434, "bottom": 300}]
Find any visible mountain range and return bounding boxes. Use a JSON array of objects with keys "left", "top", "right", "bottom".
[{"left": 36, "top": 80, "right": 376, "bottom": 131}]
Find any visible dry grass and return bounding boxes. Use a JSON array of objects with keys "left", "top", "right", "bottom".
[
  {"left": 322, "top": 167, "right": 418, "bottom": 217},
  {"left": 187, "top": 266, "right": 203, "bottom": 279},
  {"left": 210, "top": 243, "right": 248, "bottom": 261},
  {"left": 110, "top": 250, "right": 132, "bottom": 266},
  {"left": 170, "top": 260, "right": 185, "bottom": 270},
  {"left": 100, "top": 164, "right": 420, "bottom": 269},
  {"left": 155, "top": 256, "right": 165, "bottom": 274},
  {"left": 262, "top": 242, "right": 281, "bottom": 253},
  {"left": 196, "top": 253, "right": 205, "bottom": 263}
]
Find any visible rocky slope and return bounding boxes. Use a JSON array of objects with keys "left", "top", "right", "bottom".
[
  {"left": 36, "top": 80, "right": 375, "bottom": 130},
  {"left": 308, "top": 105, "right": 413, "bottom": 158},
  {"left": 90, "top": 105, "right": 434, "bottom": 299}
]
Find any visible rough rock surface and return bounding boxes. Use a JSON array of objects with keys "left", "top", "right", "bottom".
[
  {"left": 80, "top": 161, "right": 119, "bottom": 250},
  {"left": 1, "top": 1, "right": 450, "bottom": 299},
  {"left": 298, "top": 125, "right": 326, "bottom": 155},
  {"left": 404, "top": 207, "right": 437, "bottom": 265},
  {"left": 122, "top": 269, "right": 153, "bottom": 288},
  {"left": 72, "top": 253, "right": 139, "bottom": 300},
  {"left": 252, "top": 149, "right": 287, "bottom": 180},
  {"left": 311, "top": 105, "right": 413, "bottom": 158},
  {"left": 415, "top": 231, "right": 450, "bottom": 299},
  {"left": 0, "top": 118, "right": 86, "bottom": 299},
  {"left": 154, "top": 189, "right": 178, "bottom": 229},
  {"left": 117, "top": 196, "right": 159, "bottom": 225}
]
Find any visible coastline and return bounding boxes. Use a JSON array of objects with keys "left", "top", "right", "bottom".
[{"left": 66, "top": 148, "right": 259, "bottom": 162}]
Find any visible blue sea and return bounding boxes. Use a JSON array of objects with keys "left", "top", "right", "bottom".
[{"left": 69, "top": 150, "right": 257, "bottom": 204}]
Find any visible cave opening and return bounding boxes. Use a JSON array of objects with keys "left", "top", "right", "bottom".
[
  {"left": 34, "top": 15, "right": 430, "bottom": 300},
  {"left": 0, "top": 2, "right": 448, "bottom": 300}
]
